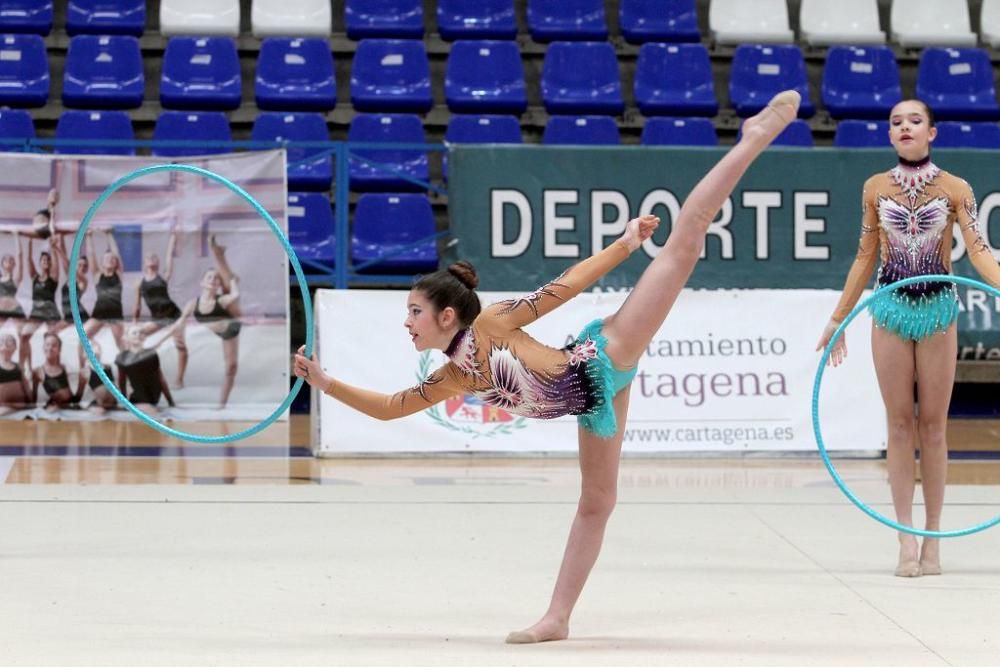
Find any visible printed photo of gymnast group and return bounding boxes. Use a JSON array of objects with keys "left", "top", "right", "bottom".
[{"left": 0, "top": 188, "right": 245, "bottom": 419}]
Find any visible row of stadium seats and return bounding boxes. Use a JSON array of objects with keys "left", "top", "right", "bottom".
[
  {"left": 5, "top": 108, "right": 999, "bottom": 195},
  {"left": 10, "top": 0, "right": 1000, "bottom": 50},
  {"left": 0, "top": 0, "right": 694, "bottom": 42},
  {"left": 289, "top": 191, "right": 437, "bottom": 274},
  {"left": 3, "top": 33, "right": 999, "bottom": 121}
]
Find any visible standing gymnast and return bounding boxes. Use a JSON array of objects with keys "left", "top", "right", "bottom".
[
  {"left": 816, "top": 99, "right": 1000, "bottom": 578},
  {"left": 0, "top": 231, "right": 26, "bottom": 330},
  {"left": 132, "top": 228, "right": 187, "bottom": 387},
  {"left": 294, "top": 90, "right": 801, "bottom": 643},
  {"left": 187, "top": 234, "right": 241, "bottom": 409},
  {"left": 19, "top": 237, "right": 62, "bottom": 371},
  {"left": 83, "top": 228, "right": 125, "bottom": 352}
]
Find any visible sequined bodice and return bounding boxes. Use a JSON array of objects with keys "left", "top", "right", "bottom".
[
  {"left": 440, "top": 324, "right": 595, "bottom": 420},
  {"left": 876, "top": 162, "right": 952, "bottom": 296},
  {"left": 831, "top": 158, "right": 1000, "bottom": 322}
]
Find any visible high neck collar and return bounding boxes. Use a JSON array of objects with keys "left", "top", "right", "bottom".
[
  {"left": 444, "top": 328, "right": 469, "bottom": 358},
  {"left": 897, "top": 154, "right": 932, "bottom": 170}
]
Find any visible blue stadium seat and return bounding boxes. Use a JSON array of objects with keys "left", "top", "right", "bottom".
[
  {"left": 287, "top": 192, "right": 335, "bottom": 272},
  {"left": 641, "top": 117, "right": 718, "bottom": 146},
  {"left": 634, "top": 43, "right": 717, "bottom": 116},
  {"left": 351, "top": 39, "right": 432, "bottom": 113},
  {"left": 620, "top": 0, "right": 700, "bottom": 43},
  {"left": 833, "top": 120, "right": 890, "bottom": 148},
  {"left": 445, "top": 40, "right": 527, "bottom": 113},
  {"left": 543, "top": 115, "right": 619, "bottom": 145},
  {"left": 738, "top": 118, "right": 814, "bottom": 147},
  {"left": 160, "top": 36, "right": 241, "bottom": 110},
  {"left": 55, "top": 110, "right": 135, "bottom": 155},
  {"left": 352, "top": 193, "right": 438, "bottom": 273},
  {"left": 437, "top": 0, "right": 517, "bottom": 41},
  {"left": 251, "top": 112, "right": 332, "bottom": 191},
  {"left": 62, "top": 35, "right": 143, "bottom": 109},
  {"left": 0, "top": 34, "right": 48, "bottom": 107},
  {"left": 443, "top": 114, "right": 522, "bottom": 178},
  {"left": 255, "top": 38, "right": 336, "bottom": 112},
  {"left": 541, "top": 42, "right": 624, "bottom": 115},
  {"left": 729, "top": 44, "right": 815, "bottom": 118},
  {"left": 933, "top": 121, "right": 1000, "bottom": 149},
  {"left": 0, "top": 109, "right": 34, "bottom": 151},
  {"left": 445, "top": 114, "right": 522, "bottom": 144},
  {"left": 347, "top": 113, "right": 429, "bottom": 192},
  {"left": 0, "top": 1, "right": 52, "bottom": 35},
  {"left": 822, "top": 46, "right": 902, "bottom": 120},
  {"left": 67, "top": 1, "right": 146, "bottom": 36},
  {"left": 152, "top": 111, "right": 232, "bottom": 157},
  {"left": 916, "top": 48, "right": 1000, "bottom": 121},
  {"left": 528, "top": 0, "right": 607, "bottom": 42},
  {"left": 345, "top": 0, "right": 424, "bottom": 39}
]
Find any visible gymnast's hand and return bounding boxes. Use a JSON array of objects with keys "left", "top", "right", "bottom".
[
  {"left": 294, "top": 345, "right": 331, "bottom": 391},
  {"left": 816, "top": 318, "right": 847, "bottom": 367},
  {"left": 620, "top": 215, "right": 660, "bottom": 252}
]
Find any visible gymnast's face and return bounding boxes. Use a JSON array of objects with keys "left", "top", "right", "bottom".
[
  {"left": 144, "top": 253, "right": 160, "bottom": 272},
  {"left": 77, "top": 255, "right": 88, "bottom": 276},
  {"left": 102, "top": 252, "right": 119, "bottom": 273},
  {"left": 124, "top": 325, "right": 144, "bottom": 348},
  {"left": 0, "top": 334, "right": 15, "bottom": 357},
  {"left": 1, "top": 254, "right": 13, "bottom": 272},
  {"left": 202, "top": 269, "right": 222, "bottom": 291},
  {"left": 889, "top": 101, "right": 936, "bottom": 161},
  {"left": 39, "top": 252, "right": 51, "bottom": 271},
  {"left": 404, "top": 289, "right": 457, "bottom": 352},
  {"left": 43, "top": 334, "right": 61, "bottom": 361}
]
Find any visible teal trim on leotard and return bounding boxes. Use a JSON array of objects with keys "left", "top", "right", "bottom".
[
  {"left": 575, "top": 318, "right": 638, "bottom": 439},
  {"left": 868, "top": 285, "right": 958, "bottom": 341}
]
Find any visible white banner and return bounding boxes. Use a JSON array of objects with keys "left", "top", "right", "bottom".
[
  {"left": 0, "top": 151, "right": 289, "bottom": 421},
  {"left": 314, "top": 288, "right": 887, "bottom": 454}
]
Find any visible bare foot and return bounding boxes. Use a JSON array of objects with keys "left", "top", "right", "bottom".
[
  {"left": 919, "top": 538, "right": 941, "bottom": 576},
  {"left": 895, "top": 534, "right": 921, "bottom": 577},
  {"left": 740, "top": 90, "right": 801, "bottom": 146},
  {"left": 505, "top": 617, "right": 569, "bottom": 645}
]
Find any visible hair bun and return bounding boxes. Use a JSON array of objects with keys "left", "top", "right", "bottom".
[{"left": 448, "top": 261, "right": 479, "bottom": 290}]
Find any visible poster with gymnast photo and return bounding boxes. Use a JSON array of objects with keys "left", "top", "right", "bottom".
[{"left": 0, "top": 150, "right": 289, "bottom": 422}]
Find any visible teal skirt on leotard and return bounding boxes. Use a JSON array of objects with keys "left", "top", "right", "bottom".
[{"left": 574, "top": 318, "right": 638, "bottom": 439}]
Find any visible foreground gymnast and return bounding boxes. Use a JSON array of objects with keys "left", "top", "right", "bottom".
[
  {"left": 295, "top": 90, "right": 801, "bottom": 643},
  {"left": 816, "top": 99, "right": 1000, "bottom": 578}
]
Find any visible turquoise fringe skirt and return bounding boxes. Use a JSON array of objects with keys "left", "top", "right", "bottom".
[
  {"left": 869, "top": 286, "right": 959, "bottom": 341},
  {"left": 574, "top": 318, "right": 638, "bottom": 439}
]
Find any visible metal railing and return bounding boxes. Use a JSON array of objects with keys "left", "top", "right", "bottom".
[{"left": 1, "top": 137, "right": 448, "bottom": 289}]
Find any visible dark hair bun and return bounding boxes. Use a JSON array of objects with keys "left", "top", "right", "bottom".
[{"left": 448, "top": 261, "right": 479, "bottom": 290}]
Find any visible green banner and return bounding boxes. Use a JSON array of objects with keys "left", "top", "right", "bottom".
[{"left": 448, "top": 146, "right": 1000, "bottom": 357}]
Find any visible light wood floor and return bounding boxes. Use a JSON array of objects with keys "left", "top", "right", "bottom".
[{"left": 0, "top": 416, "right": 998, "bottom": 485}]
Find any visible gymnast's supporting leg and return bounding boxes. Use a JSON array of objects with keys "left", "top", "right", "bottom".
[
  {"left": 506, "top": 386, "right": 632, "bottom": 644},
  {"left": 218, "top": 335, "right": 239, "bottom": 409},
  {"left": 871, "top": 324, "right": 921, "bottom": 576},
  {"left": 914, "top": 323, "right": 958, "bottom": 575}
]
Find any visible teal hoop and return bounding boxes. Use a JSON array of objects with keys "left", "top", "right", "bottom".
[
  {"left": 813, "top": 273, "right": 1000, "bottom": 538},
  {"left": 68, "top": 163, "right": 313, "bottom": 443}
]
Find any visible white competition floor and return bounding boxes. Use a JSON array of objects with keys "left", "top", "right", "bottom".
[{"left": 2, "top": 457, "right": 999, "bottom": 666}]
